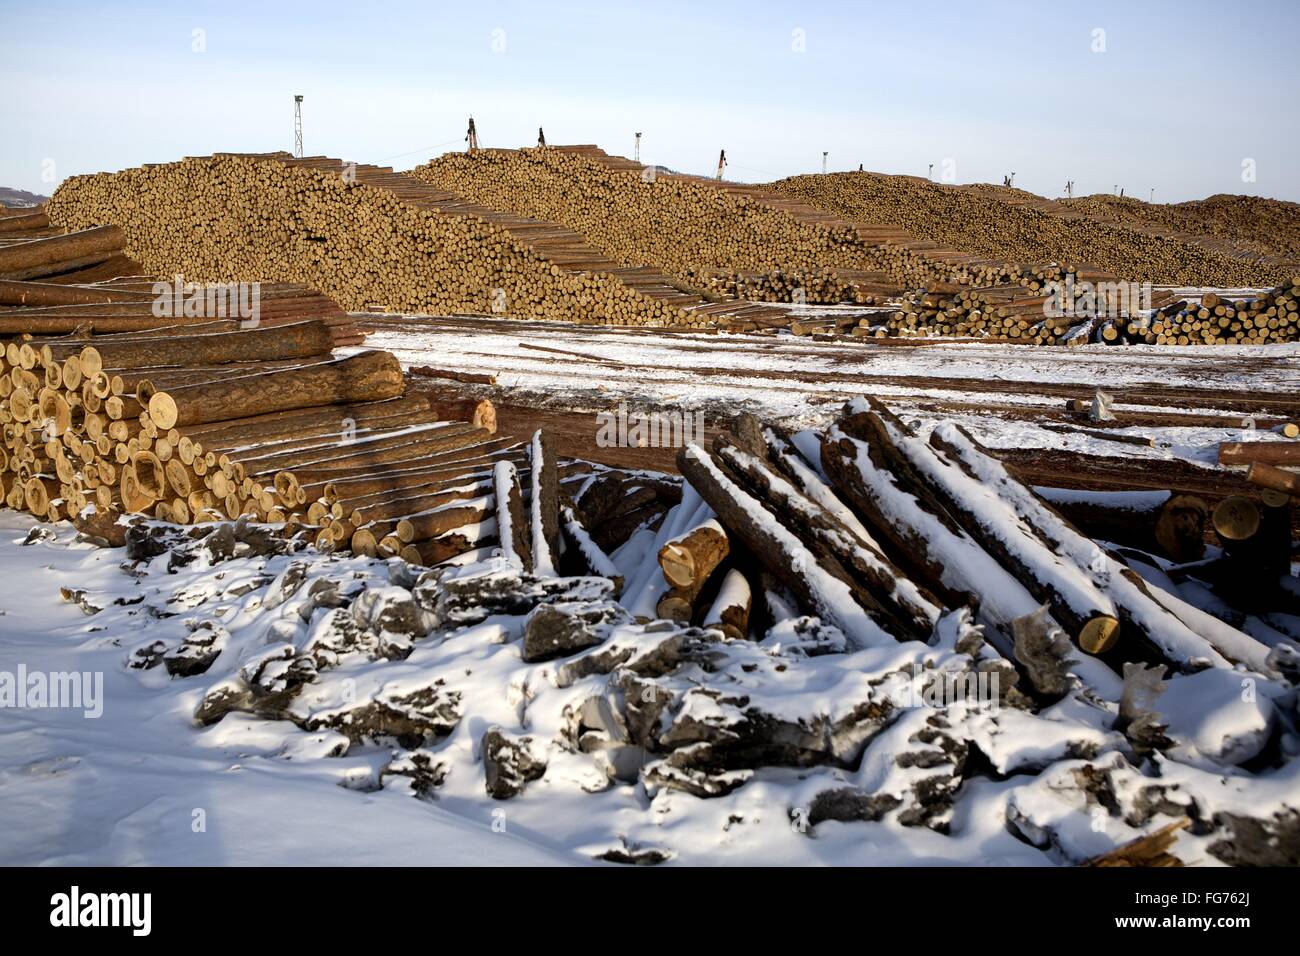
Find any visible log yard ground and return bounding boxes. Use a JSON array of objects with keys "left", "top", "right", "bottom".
[{"left": 1, "top": 2, "right": 1298, "bottom": 897}]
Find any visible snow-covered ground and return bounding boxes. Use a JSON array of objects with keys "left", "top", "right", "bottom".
[{"left": 1, "top": 508, "right": 1296, "bottom": 867}]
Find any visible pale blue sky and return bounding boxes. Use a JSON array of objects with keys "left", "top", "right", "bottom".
[{"left": 3, "top": 0, "right": 1298, "bottom": 202}]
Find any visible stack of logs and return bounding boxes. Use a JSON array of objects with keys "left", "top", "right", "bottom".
[
  {"left": 565, "top": 401, "right": 1285, "bottom": 683},
  {"left": 45, "top": 153, "right": 784, "bottom": 331},
  {"left": 683, "top": 267, "right": 900, "bottom": 305},
  {"left": 864, "top": 277, "right": 1300, "bottom": 346},
  {"left": 413, "top": 146, "right": 957, "bottom": 292},
  {"left": 771, "top": 170, "right": 1291, "bottom": 288}
]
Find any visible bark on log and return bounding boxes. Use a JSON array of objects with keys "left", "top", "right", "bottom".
[
  {"left": 46, "top": 321, "right": 333, "bottom": 370},
  {"left": 1034, "top": 487, "right": 1208, "bottom": 563}
]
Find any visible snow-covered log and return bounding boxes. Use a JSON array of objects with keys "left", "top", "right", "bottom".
[
  {"left": 677, "top": 443, "right": 901, "bottom": 648},
  {"left": 927, "top": 419, "right": 1250, "bottom": 671},
  {"left": 528, "top": 430, "right": 560, "bottom": 576},
  {"left": 493, "top": 460, "right": 532, "bottom": 572},
  {"left": 836, "top": 400, "right": 1123, "bottom": 656}
]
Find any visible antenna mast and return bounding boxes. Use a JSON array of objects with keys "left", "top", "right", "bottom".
[{"left": 293, "top": 95, "right": 303, "bottom": 158}]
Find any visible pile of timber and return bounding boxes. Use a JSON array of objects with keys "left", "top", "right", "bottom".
[
  {"left": 0, "top": 217, "right": 144, "bottom": 285},
  {"left": 46, "top": 152, "right": 785, "bottom": 331},
  {"left": 581, "top": 401, "right": 1283, "bottom": 681},
  {"left": 874, "top": 279, "right": 1300, "bottom": 345},
  {"left": 412, "top": 146, "right": 960, "bottom": 291},
  {"left": 772, "top": 171, "right": 1292, "bottom": 287},
  {"left": 1055, "top": 192, "right": 1300, "bottom": 268},
  {"left": 0, "top": 223, "right": 365, "bottom": 343},
  {"left": 683, "top": 266, "right": 901, "bottom": 305}
]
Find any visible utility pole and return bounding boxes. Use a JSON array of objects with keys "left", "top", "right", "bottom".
[
  {"left": 716, "top": 149, "right": 726, "bottom": 180},
  {"left": 466, "top": 116, "right": 478, "bottom": 152},
  {"left": 293, "top": 95, "right": 303, "bottom": 159},
  {"left": 822, "top": 151, "right": 828, "bottom": 174},
  {"left": 1150, "top": 187, "right": 1155, "bottom": 203},
  {"left": 635, "top": 132, "right": 641, "bottom": 163}
]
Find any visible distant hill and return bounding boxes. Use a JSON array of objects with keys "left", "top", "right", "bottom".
[{"left": 0, "top": 186, "right": 49, "bottom": 208}]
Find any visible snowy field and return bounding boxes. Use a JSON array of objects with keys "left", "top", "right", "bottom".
[{"left": 1, "top": 503, "right": 1296, "bottom": 867}]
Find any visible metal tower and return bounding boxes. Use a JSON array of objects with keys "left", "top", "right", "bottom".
[{"left": 293, "top": 95, "right": 303, "bottom": 158}]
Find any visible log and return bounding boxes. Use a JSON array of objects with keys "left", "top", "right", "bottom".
[
  {"left": 1034, "top": 487, "right": 1208, "bottom": 563},
  {"left": 528, "top": 430, "right": 560, "bottom": 576},
  {"left": 0, "top": 226, "right": 124, "bottom": 279},
  {"left": 701, "top": 568, "right": 752, "bottom": 639},
  {"left": 1218, "top": 441, "right": 1300, "bottom": 466},
  {"left": 0, "top": 278, "right": 152, "bottom": 306},
  {"left": 559, "top": 502, "right": 623, "bottom": 593},
  {"left": 925, "top": 413, "right": 1253, "bottom": 669},
  {"left": 46, "top": 320, "right": 334, "bottom": 370},
  {"left": 147, "top": 349, "right": 403, "bottom": 429},
  {"left": 1247, "top": 461, "right": 1300, "bottom": 498},
  {"left": 658, "top": 518, "right": 729, "bottom": 591},
  {"left": 493, "top": 460, "right": 531, "bottom": 570},
  {"left": 395, "top": 498, "right": 493, "bottom": 545},
  {"left": 840, "top": 400, "right": 1124, "bottom": 654}
]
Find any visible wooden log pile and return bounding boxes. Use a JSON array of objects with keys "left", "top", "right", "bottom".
[
  {"left": 571, "top": 403, "right": 1280, "bottom": 685},
  {"left": 683, "top": 266, "right": 900, "bottom": 305},
  {"left": 772, "top": 170, "right": 1292, "bottom": 287},
  {"left": 867, "top": 278, "right": 1300, "bottom": 345},
  {"left": 45, "top": 152, "right": 785, "bottom": 331},
  {"left": 0, "top": 285, "right": 630, "bottom": 573},
  {"left": 412, "top": 146, "right": 956, "bottom": 291}
]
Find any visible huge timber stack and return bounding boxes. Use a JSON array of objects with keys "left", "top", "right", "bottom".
[
  {"left": 412, "top": 146, "right": 967, "bottom": 292},
  {"left": 45, "top": 152, "right": 782, "bottom": 330},
  {"left": 772, "top": 171, "right": 1293, "bottom": 287}
]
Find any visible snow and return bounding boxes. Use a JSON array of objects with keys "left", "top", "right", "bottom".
[{"left": 0, "top": 506, "right": 1295, "bottom": 867}]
